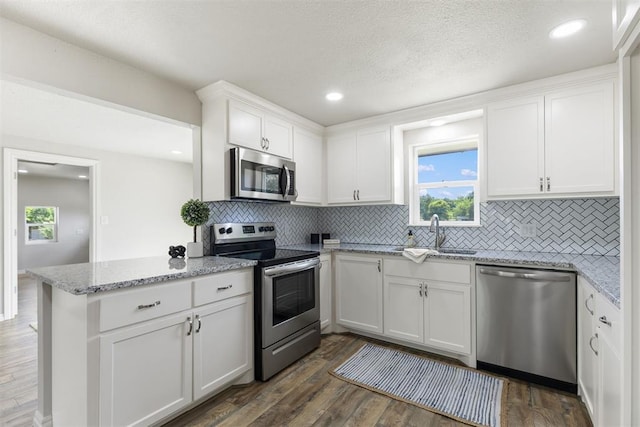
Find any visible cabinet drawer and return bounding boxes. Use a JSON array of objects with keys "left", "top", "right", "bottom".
[
  {"left": 596, "top": 293, "right": 621, "bottom": 353},
  {"left": 193, "top": 269, "right": 252, "bottom": 306},
  {"left": 385, "top": 259, "right": 471, "bottom": 284},
  {"left": 99, "top": 280, "right": 192, "bottom": 332}
]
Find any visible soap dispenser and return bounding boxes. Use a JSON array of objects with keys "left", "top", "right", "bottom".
[{"left": 406, "top": 230, "right": 416, "bottom": 248}]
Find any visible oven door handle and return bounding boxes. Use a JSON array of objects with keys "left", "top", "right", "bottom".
[{"left": 264, "top": 258, "right": 320, "bottom": 277}]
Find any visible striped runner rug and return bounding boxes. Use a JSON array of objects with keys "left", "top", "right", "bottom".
[{"left": 331, "top": 343, "right": 507, "bottom": 427}]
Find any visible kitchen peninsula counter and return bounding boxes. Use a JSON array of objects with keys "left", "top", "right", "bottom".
[{"left": 284, "top": 243, "right": 620, "bottom": 308}]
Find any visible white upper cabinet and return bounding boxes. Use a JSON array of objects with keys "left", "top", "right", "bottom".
[
  {"left": 327, "top": 126, "right": 395, "bottom": 205},
  {"left": 228, "top": 99, "right": 293, "bottom": 159},
  {"left": 544, "top": 83, "right": 615, "bottom": 194},
  {"left": 486, "top": 80, "right": 615, "bottom": 199},
  {"left": 197, "top": 81, "right": 324, "bottom": 201},
  {"left": 487, "top": 97, "right": 544, "bottom": 196},
  {"left": 293, "top": 128, "right": 323, "bottom": 205}
]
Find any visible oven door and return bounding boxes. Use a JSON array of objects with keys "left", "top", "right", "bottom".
[{"left": 262, "top": 257, "right": 320, "bottom": 347}]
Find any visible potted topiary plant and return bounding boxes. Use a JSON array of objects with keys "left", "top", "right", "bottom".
[{"left": 180, "top": 198, "right": 209, "bottom": 258}]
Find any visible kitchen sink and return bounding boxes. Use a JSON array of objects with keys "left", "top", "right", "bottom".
[
  {"left": 391, "top": 246, "right": 477, "bottom": 255},
  {"left": 437, "top": 248, "right": 477, "bottom": 255}
]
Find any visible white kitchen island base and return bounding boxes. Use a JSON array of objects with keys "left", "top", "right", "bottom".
[{"left": 29, "top": 256, "right": 257, "bottom": 427}]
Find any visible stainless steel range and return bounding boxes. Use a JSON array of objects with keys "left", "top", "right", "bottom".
[{"left": 211, "top": 222, "right": 320, "bottom": 381}]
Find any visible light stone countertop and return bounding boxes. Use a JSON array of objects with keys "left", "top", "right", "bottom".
[
  {"left": 283, "top": 243, "right": 621, "bottom": 308},
  {"left": 27, "top": 256, "right": 257, "bottom": 295}
]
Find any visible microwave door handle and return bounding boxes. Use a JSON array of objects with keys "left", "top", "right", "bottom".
[{"left": 282, "top": 164, "right": 291, "bottom": 199}]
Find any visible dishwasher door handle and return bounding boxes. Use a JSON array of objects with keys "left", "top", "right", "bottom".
[{"left": 478, "top": 268, "right": 572, "bottom": 282}]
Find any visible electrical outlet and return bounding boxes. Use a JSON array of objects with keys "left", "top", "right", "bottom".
[{"left": 519, "top": 223, "right": 537, "bottom": 238}]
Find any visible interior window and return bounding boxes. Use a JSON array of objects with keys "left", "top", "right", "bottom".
[
  {"left": 25, "top": 206, "right": 58, "bottom": 244},
  {"left": 411, "top": 139, "right": 480, "bottom": 226}
]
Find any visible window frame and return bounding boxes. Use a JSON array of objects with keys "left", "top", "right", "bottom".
[
  {"left": 409, "top": 136, "right": 481, "bottom": 227},
  {"left": 25, "top": 206, "right": 59, "bottom": 245}
]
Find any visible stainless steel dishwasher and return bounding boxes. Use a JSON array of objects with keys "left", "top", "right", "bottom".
[{"left": 476, "top": 265, "right": 577, "bottom": 393}]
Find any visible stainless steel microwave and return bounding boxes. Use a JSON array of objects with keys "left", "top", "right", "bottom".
[{"left": 230, "top": 147, "right": 297, "bottom": 202}]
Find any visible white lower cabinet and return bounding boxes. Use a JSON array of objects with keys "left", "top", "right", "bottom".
[
  {"left": 383, "top": 259, "right": 472, "bottom": 355},
  {"left": 192, "top": 295, "right": 252, "bottom": 400},
  {"left": 77, "top": 269, "right": 254, "bottom": 426},
  {"left": 319, "top": 254, "right": 332, "bottom": 332},
  {"left": 335, "top": 254, "right": 383, "bottom": 334},
  {"left": 577, "top": 277, "right": 622, "bottom": 427},
  {"left": 99, "top": 312, "right": 193, "bottom": 427}
]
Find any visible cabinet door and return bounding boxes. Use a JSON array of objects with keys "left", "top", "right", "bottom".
[
  {"left": 192, "top": 294, "right": 252, "bottom": 400},
  {"left": 228, "top": 100, "right": 263, "bottom": 151},
  {"left": 264, "top": 115, "right": 293, "bottom": 159},
  {"left": 577, "top": 278, "right": 598, "bottom": 418},
  {"left": 423, "top": 282, "right": 471, "bottom": 354},
  {"left": 598, "top": 330, "right": 622, "bottom": 427},
  {"left": 545, "top": 82, "right": 615, "bottom": 194},
  {"left": 99, "top": 312, "right": 192, "bottom": 427},
  {"left": 319, "top": 255, "right": 332, "bottom": 331},
  {"left": 486, "top": 96, "right": 545, "bottom": 197},
  {"left": 335, "top": 255, "right": 383, "bottom": 333},
  {"left": 356, "top": 127, "right": 391, "bottom": 202},
  {"left": 383, "top": 276, "right": 423, "bottom": 343},
  {"left": 293, "top": 129, "right": 323, "bottom": 204},
  {"left": 327, "top": 133, "right": 358, "bottom": 203}
]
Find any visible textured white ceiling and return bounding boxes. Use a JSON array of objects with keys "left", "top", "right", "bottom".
[
  {"left": 0, "top": 1, "right": 616, "bottom": 126},
  {"left": 1, "top": 81, "right": 194, "bottom": 162}
]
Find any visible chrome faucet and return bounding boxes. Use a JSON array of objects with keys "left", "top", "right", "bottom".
[{"left": 429, "top": 214, "right": 446, "bottom": 250}]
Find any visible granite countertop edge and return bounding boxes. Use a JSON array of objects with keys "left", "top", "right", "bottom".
[
  {"left": 27, "top": 256, "right": 257, "bottom": 296},
  {"left": 283, "top": 243, "right": 620, "bottom": 308}
]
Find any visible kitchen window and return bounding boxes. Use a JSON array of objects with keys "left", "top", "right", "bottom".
[
  {"left": 25, "top": 206, "right": 58, "bottom": 244},
  {"left": 410, "top": 137, "right": 480, "bottom": 227}
]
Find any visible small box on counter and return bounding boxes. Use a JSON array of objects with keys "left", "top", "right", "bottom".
[{"left": 323, "top": 238, "right": 340, "bottom": 248}]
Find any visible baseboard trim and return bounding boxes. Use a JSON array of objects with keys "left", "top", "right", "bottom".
[{"left": 33, "top": 411, "right": 53, "bottom": 427}]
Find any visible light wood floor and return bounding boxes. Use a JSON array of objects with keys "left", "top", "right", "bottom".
[
  {"left": 0, "top": 278, "right": 591, "bottom": 427},
  {"left": 0, "top": 276, "right": 38, "bottom": 427}
]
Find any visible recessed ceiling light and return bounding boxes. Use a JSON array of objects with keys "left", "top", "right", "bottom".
[
  {"left": 326, "top": 92, "right": 344, "bottom": 101},
  {"left": 18, "top": 169, "right": 28, "bottom": 174},
  {"left": 429, "top": 119, "right": 448, "bottom": 127},
  {"left": 171, "top": 150, "right": 183, "bottom": 155},
  {"left": 78, "top": 175, "right": 88, "bottom": 179},
  {"left": 549, "top": 19, "right": 586, "bottom": 39}
]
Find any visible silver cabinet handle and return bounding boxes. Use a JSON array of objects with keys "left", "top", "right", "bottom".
[
  {"left": 377, "top": 260, "right": 381, "bottom": 272},
  {"left": 195, "top": 314, "right": 202, "bottom": 333},
  {"left": 539, "top": 177, "right": 543, "bottom": 192},
  {"left": 419, "top": 282, "right": 423, "bottom": 297},
  {"left": 266, "top": 138, "right": 270, "bottom": 149},
  {"left": 217, "top": 284, "right": 233, "bottom": 291},
  {"left": 546, "top": 176, "right": 551, "bottom": 191},
  {"left": 357, "top": 189, "right": 360, "bottom": 200},
  {"left": 137, "top": 300, "right": 161, "bottom": 310},
  {"left": 589, "top": 333, "right": 598, "bottom": 356},
  {"left": 599, "top": 316, "right": 612, "bottom": 326},
  {"left": 585, "top": 294, "right": 594, "bottom": 315},
  {"left": 353, "top": 190, "right": 356, "bottom": 200},
  {"left": 261, "top": 137, "right": 265, "bottom": 149},
  {"left": 186, "top": 316, "right": 193, "bottom": 336}
]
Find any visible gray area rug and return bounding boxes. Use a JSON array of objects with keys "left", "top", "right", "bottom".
[{"left": 331, "top": 343, "right": 507, "bottom": 427}]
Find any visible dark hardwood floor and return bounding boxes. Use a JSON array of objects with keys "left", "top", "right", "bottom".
[
  {"left": 0, "top": 277, "right": 591, "bottom": 427},
  {"left": 0, "top": 276, "right": 38, "bottom": 427},
  {"left": 163, "top": 334, "right": 592, "bottom": 427}
]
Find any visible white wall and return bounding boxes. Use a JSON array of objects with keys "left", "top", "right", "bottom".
[
  {"left": 0, "top": 17, "right": 201, "bottom": 126},
  {"left": 3, "top": 135, "right": 193, "bottom": 264},
  {"left": 18, "top": 175, "right": 90, "bottom": 270}
]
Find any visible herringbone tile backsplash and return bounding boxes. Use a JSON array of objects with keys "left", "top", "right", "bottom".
[{"left": 204, "top": 198, "right": 619, "bottom": 256}]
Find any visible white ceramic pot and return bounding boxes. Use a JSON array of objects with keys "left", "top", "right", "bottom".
[{"left": 187, "top": 241, "right": 204, "bottom": 258}]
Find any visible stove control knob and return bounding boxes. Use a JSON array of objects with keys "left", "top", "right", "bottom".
[
  {"left": 226, "top": 227, "right": 233, "bottom": 234},
  {"left": 258, "top": 226, "right": 264, "bottom": 232},
  {"left": 218, "top": 227, "right": 226, "bottom": 234},
  {"left": 268, "top": 226, "right": 275, "bottom": 231}
]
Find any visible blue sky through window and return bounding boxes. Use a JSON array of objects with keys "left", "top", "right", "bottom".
[{"left": 418, "top": 149, "right": 477, "bottom": 199}]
